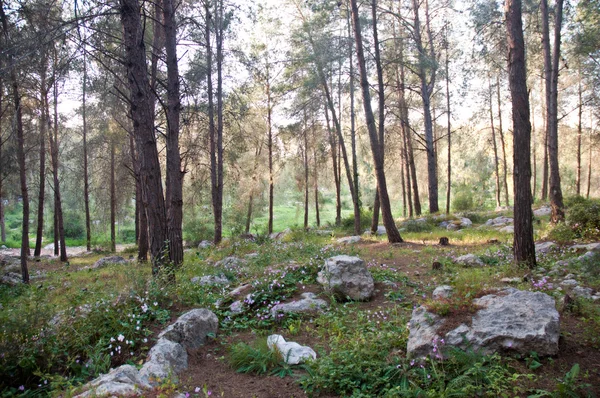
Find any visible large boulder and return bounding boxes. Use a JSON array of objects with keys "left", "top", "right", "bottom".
[
  {"left": 460, "top": 218, "right": 473, "bottom": 228},
  {"left": 267, "top": 335, "right": 316, "bottom": 365},
  {"left": 407, "top": 288, "right": 559, "bottom": 358},
  {"left": 270, "top": 292, "right": 328, "bottom": 316},
  {"left": 533, "top": 206, "right": 552, "bottom": 217},
  {"left": 158, "top": 308, "right": 218, "bottom": 350},
  {"left": 138, "top": 338, "right": 188, "bottom": 386},
  {"left": 336, "top": 236, "right": 361, "bottom": 245},
  {"left": 535, "top": 242, "right": 557, "bottom": 254},
  {"left": 90, "top": 256, "right": 127, "bottom": 270},
  {"left": 317, "top": 255, "right": 374, "bottom": 301}
]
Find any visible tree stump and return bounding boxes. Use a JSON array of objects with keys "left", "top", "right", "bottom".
[
  {"left": 439, "top": 237, "right": 449, "bottom": 246},
  {"left": 432, "top": 261, "right": 443, "bottom": 271}
]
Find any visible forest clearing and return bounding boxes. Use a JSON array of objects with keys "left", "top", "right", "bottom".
[{"left": 1, "top": 0, "right": 600, "bottom": 396}]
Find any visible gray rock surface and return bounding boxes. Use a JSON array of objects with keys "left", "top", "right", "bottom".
[
  {"left": 485, "top": 216, "right": 514, "bottom": 226},
  {"left": 191, "top": 274, "right": 230, "bottom": 286},
  {"left": 269, "top": 228, "right": 291, "bottom": 240},
  {"left": 158, "top": 309, "right": 218, "bottom": 350},
  {"left": 215, "top": 256, "right": 246, "bottom": 269},
  {"left": 460, "top": 218, "right": 473, "bottom": 228},
  {"left": 75, "top": 365, "right": 142, "bottom": 397},
  {"left": 0, "top": 272, "right": 22, "bottom": 286},
  {"left": 572, "top": 286, "right": 593, "bottom": 299},
  {"left": 139, "top": 338, "right": 188, "bottom": 385},
  {"left": 535, "top": 242, "right": 557, "bottom": 254},
  {"left": 336, "top": 236, "right": 361, "bottom": 244},
  {"left": 317, "top": 255, "right": 374, "bottom": 300},
  {"left": 560, "top": 279, "right": 579, "bottom": 287},
  {"left": 267, "top": 334, "right": 316, "bottom": 365},
  {"left": 498, "top": 226, "right": 514, "bottom": 234},
  {"left": 198, "top": 240, "right": 213, "bottom": 249},
  {"left": 454, "top": 254, "right": 485, "bottom": 267},
  {"left": 270, "top": 292, "right": 328, "bottom": 315},
  {"left": 407, "top": 289, "right": 560, "bottom": 358},
  {"left": 90, "top": 256, "right": 127, "bottom": 270},
  {"left": 432, "top": 285, "right": 453, "bottom": 300},
  {"left": 534, "top": 206, "right": 552, "bottom": 217}
]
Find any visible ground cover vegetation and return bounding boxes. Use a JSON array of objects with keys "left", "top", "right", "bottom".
[{"left": 1, "top": 0, "right": 600, "bottom": 396}]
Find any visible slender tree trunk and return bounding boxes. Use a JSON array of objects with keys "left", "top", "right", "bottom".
[
  {"left": 163, "top": 0, "right": 184, "bottom": 265},
  {"left": 324, "top": 104, "right": 341, "bottom": 226},
  {"left": 206, "top": 1, "right": 219, "bottom": 243},
  {"left": 120, "top": 0, "right": 169, "bottom": 274},
  {"left": 349, "top": 14, "right": 360, "bottom": 230},
  {"left": 586, "top": 115, "right": 592, "bottom": 198},
  {"left": 1, "top": 6, "right": 29, "bottom": 281},
  {"left": 266, "top": 72, "right": 275, "bottom": 235},
  {"left": 350, "top": 0, "right": 402, "bottom": 243},
  {"left": 445, "top": 32, "right": 452, "bottom": 215},
  {"left": 51, "top": 65, "right": 67, "bottom": 262},
  {"left": 314, "top": 146, "right": 320, "bottom": 227},
  {"left": 129, "top": 134, "right": 147, "bottom": 261},
  {"left": 576, "top": 74, "right": 582, "bottom": 196},
  {"left": 82, "top": 50, "right": 91, "bottom": 251},
  {"left": 506, "top": 0, "right": 536, "bottom": 268},
  {"left": 411, "top": 0, "right": 439, "bottom": 214},
  {"left": 544, "top": 0, "right": 565, "bottom": 222},
  {"left": 496, "top": 75, "right": 509, "bottom": 207},
  {"left": 370, "top": 0, "right": 385, "bottom": 234},
  {"left": 245, "top": 143, "right": 263, "bottom": 234},
  {"left": 34, "top": 71, "right": 47, "bottom": 257},
  {"left": 110, "top": 139, "right": 116, "bottom": 252},
  {"left": 303, "top": 117, "right": 309, "bottom": 231},
  {"left": 0, "top": 125, "right": 4, "bottom": 243},
  {"left": 532, "top": 88, "right": 537, "bottom": 201},
  {"left": 489, "top": 76, "right": 501, "bottom": 209},
  {"left": 400, "top": 146, "right": 407, "bottom": 217},
  {"left": 215, "top": 0, "right": 225, "bottom": 243}
]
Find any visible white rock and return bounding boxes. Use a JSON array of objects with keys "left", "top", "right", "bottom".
[
  {"left": 500, "top": 277, "right": 522, "bottom": 284},
  {"left": 499, "top": 226, "right": 514, "bottom": 234},
  {"left": 74, "top": 365, "right": 142, "bottom": 397},
  {"left": 432, "top": 285, "right": 453, "bottom": 299},
  {"left": 198, "top": 240, "right": 213, "bottom": 249},
  {"left": 88, "top": 256, "right": 127, "bottom": 270},
  {"left": 533, "top": 206, "right": 552, "bottom": 217},
  {"left": 572, "top": 286, "right": 593, "bottom": 299},
  {"left": 158, "top": 309, "right": 218, "bottom": 350},
  {"left": 267, "top": 335, "right": 316, "bottom": 365},
  {"left": 446, "top": 223, "right": 459, "bottom": 231},
  {"left": 560, "top": 279, "right": 579, "bottom": 287},
  {"left": 191, "top": 274, "right": 230, "bottom": 286},
  {"left": 139, "top": 338, "right": 188, "bottom": 386},
  {"left": 270, "top": 292, "right": 328, "bottom": 315},
  {"left": 460, "top": 218, "right": 472, "bottom": 227},
  {"left": 336, "top": 236, "right": 361, "bottom": 244},
  {"left": 535, "top": 242, "right": 557, "bottom": 254},
  {"left": 317, "top": 255, "right": 374, "bottom": 301},
  {"left": 215, "top": 256, "right": 247, "bottom": 269},
  {"left": 454, "top": 254, "right": 485, "bottom": 267}
]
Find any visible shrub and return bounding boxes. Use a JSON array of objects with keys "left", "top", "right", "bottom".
[
  {"left": 452, "top": 191, "right": 474, "bottom": 212},
  {"left": 341, "top": 209, "right": 372, "bottom": 232},
  {"left": 227, "top": 338, "right": 287, "bottom": 376},
  {"left": 183, "top": 213, "right": 214, "bottom": 246},
  {"left": 63, "top": 211, "right": 85, "bottom": 239},
  {"left": 566, "top": 198, "right": 600, "bottom": 240}
]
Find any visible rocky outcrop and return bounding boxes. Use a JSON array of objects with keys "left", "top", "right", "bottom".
[
  {"left": 432, "top": 285, "right": 453, "bottom": 300},
  {"left": 75, "top": 308, "right": 218, "bottom": 397},
  {"left": 317, "top": 255, "right": 374, "bottom": 301},
  {"left": 267, "top": 335, "right": 316, "bottom": 365},
  {"left": 407, "top": 289, "right": 560, "bottom": 358},
  {"left": 191, "top": 274, "right": 230, "bottom": 286},
  {"left": 533, "top": 206, "right": 552, "bottom": 217},
  {"left": 336, "top": 236, "right": 361, "bottom": 245},
  {"left": 535, "top": 242, "right": 557, "bottom": 254},
  {"left": 86, "top": 256, "right": 127, "bottom": 270},
  {"left": 454, "top": 254, "right": 484, "bottom": 267}
]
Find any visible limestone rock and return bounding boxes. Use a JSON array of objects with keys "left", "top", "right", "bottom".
[
  {"left": 446, "top": 223, "right": 459, "bottom": 231},
  {"left": 0, "top": 272, "right": 22, "bottom": 286},
  {"left": 158, "top": 309, "right": 218, "bottom": 350},
  {"left": 535, "top": 242, "right": 557, "bottom": 254},
  {"left": 407, "top": 289, "right": 560, "bottom": 357},
  {"left": 533, "top": 206, "right": 552, "bottom": 217},
  {"left": 269, "top": 228, "right": 291, "bottom": 241},
  {"left": 336, "top": 236, "right": 361, "bottom": 245},
  {"left": 74, "top": 365, "right": 142, "bottom": 397},
  {"left": 485, "top": 216, "right": 514, "bottom": 227},
  {"left": 270, "top": 292, "right": 328, "bottom": 315},
  {"left": 198, "top": 240, "right": 213, "bottom": 249},
  {"left": 454, "top": 254, "right": 484, "bottom": 267},
  {"left": 139, "top": 338, "right": 188, "bottom": 386},
  {"left": 498, "top": 226, "right": 514, "bottom": 234},
  {"left": 90, "top": 256, "right": 127, "bottom": 269},
  {"left": 432, "top": 285, "right": 453, "bottom": 300},
  {"left": 215, "top": 256, "right": 246, "bottom": 269},
  {"left": 560, "top": 279, "right": 579, "bottom": 287},
  {"left": 317, "top": 255, "right": 374, "bottom": 301},
  {"left": 460, "top": 218, "right": 472, "bottom": 228},
  {"left": 191, "top": 274, "right": 230, "bottom": 286},
  {"left": 572, "top": 286, "right": 593, "bottom": 299},
  {"left": 267, "top": 334, "right": 316, "bottom": 365}
]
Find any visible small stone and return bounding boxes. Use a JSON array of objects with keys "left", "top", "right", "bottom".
[
  {"left": 439, "top": 237, "right": 449, "bottom": 246},
  {"left": 572, "top": 286, "right": 593, "bottom": 300},
  {"left": 560, "top": 279, "right": 579, "bottom": 287},
  {"left": 267, "top": 335, "right": 316, "bottom": 365},
  {"left": 535, "top": 242, "right": 557, "bottom": 254},
  {"left": 198, "top": 240, "right": 213, "bottom": 249},
  {"left": 432, "top": 261, "right": 443, "bottom": 270},
  {"left": 336, "top": 236, "right": 361, "bottom": 245},
  {"left": 454, "top": 254, "right": 485, "bottom": 267},
  {"left": 500, "top": 277, "right": 522, "bottom": 284},
  {"left": 432, "top": 285, "right": 453, "bottom": 299}
]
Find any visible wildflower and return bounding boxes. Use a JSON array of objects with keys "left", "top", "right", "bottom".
[
  {"left": 195, "top": 387, "right": 201, "bottom": 393},
  {"left": 118, "top": 334, "right": 125, "bottom": 342},
  {"left": 143, "top": 338, "right": 148, "bottom": 343},
  {"left": 18, "top": 386, "right": 25, "bottom": 391}
]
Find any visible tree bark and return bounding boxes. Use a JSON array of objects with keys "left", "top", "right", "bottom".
[
  {"left": 110, "top": 139, "right": 116, "bottom": 252},
  {"left": 206, "top": 1, "right": 219, "bottom": 244},
  {"left": 506, "top": 0, "right": 536, "bottom": 268},
  {"left": 324, "top": 104, "right": 341, "bottom": 227},
  {"left": 586, "top": 115, "right": 592, "bottom": 198},
  {"left": 34, "top": 67, "right": 48, "bottom": 257},
  {"left": 82, "top": 50, "right": 91, "bottom": 251},
  {"left": 576, "top": 74, "right": 582, "bottom": 196},
  {"left": 266, "top": 69, "right": 275, "bottom": 235},
  {"left": 120, "top": 0, "right": 169, "bottom": 275},
  {"left": 489, "top": 76, "right": 501, "bottom": 209},
  {"left": 163, "top": 0, "right": 184, "bottom": 266},
  {"left": 348, "top": 11, "right": 360, "bottom": 231},
  {"left": 51, "top": 62, "right": 67, "bottom": 262},
  {"left": 129, "top": 134, "right": 147, "bottom": 261},
  {"left": 245, "top": 143, "right": 263, "bottom": 234},
  {"left": 303, "top": 116, "right": 309, "bottom": 231},
  {"left": 1, "top": 5, "right": 30, "bottom": 281},
  {"left": 215, "top": 0, "right": 225, "bottom": 243},
  {"left": 313, "top": 146, "right": 320, "bottom": 227},
  {"left": 496, "top": 75, "right": 509, "bottom": 207},
  {"left": 542, "top": 0, "right": 565, "bottom": 223},
  {"left": 350, "top": 0, "right": 402, "bottom": 243},
  {"left": 411, "top": 0, "right": 439, "bottom": 214},
  {"left": 445, "top": 32, "right": 452, "bottom": 215}
]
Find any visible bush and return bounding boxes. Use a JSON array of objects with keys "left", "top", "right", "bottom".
[
  {"left": 566, "top": 198, "right": 600, "bottom": 240},
  {"left": 63, "top": 211, "right": 85, "bottom": 239},
  {"left": 452, "top": 191, "right": 474, "bottom": 212},
  {"left": 341, "top": 209, "right": 372, "bottom": 232},
  {"left": 119, "top": 227, "right": 136, "bottom": 244},
  {"left": 183, "top": 213, "right": 214, "bottom": 246}
]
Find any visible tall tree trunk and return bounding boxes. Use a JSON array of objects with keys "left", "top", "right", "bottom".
[
  {"left": 82, "top": 50, "right": 91, "bottom": 251},
  {"left": 163, "top": 0, "right": 184, "bottom": 266},
  {"left": 266, "top": 70, "right": 275, "bottom": 235},
  {"left": 350, "top": 0, "right": 402, "bottom": 243},
  {"left": 129, "top": 134, "right": 147, "bottom": 261},
  {"left": 506, "top": 0, "right": 536, "bottom": 268},
  {"left": 543, "top": 0, "right": 565, "bottom": 222},
  {"left": 586, "top": 116, "right": 592, "bottom": 198},
  {"left": 370, "top": 0, "right": 385, "bottom": 234},
  {"left": 496, "top": 75, "right": 509, "bottom": 207},
  {"left": 576, "top": 74, "right": 582, "bottom": 196},
  {"left": 0, "top": 109, "right": 4, "bottom": 243},
  {"left": 1, "top": 6, "right": 29, "bottom": 281},
  {"left": 120, "top": 0, "right": 169, "bottom": 275},
  {"left": 245, "top": 143, "right": 263, "bottom": 234},
  {"left": 215, "top": 0, "right": 225, "bottom": 243},
  {"left": 348, "top": 12, "right": 360, "bottom": 230},
  {"left": 324, "top": 104, "right": 341, "bottom": 226},
  {"left": 445, "top": 31, "right": 451, "bottom": 215},
  {"left": 34, "top": 70, "right": 47, "bottom": 257},
  {"left": 532, "top": 89, "right": 537, "bottom": 202},
  {"left": 206, "top": 1, "right": 219, "bottom": 243},
  {"left": 303, "top": 117, "right": 309, "bottom": 231},
  {"left": 110, "top": 139, "right": 116, "bottom": 252},
  {"left": 411, "top": 0, "right": 439, "bottom": 214},
  {"left": 51, "top": 65, "right": 67, "bottom": 262},
  {"left": 489, "top": 76, "right": 501, "bottom": 209},
  {"left": 541, "top": 75, "right": 549, "bottom": 200},
  {"left": 313, "top": 146, "right": 320, "bottom": 227}
]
